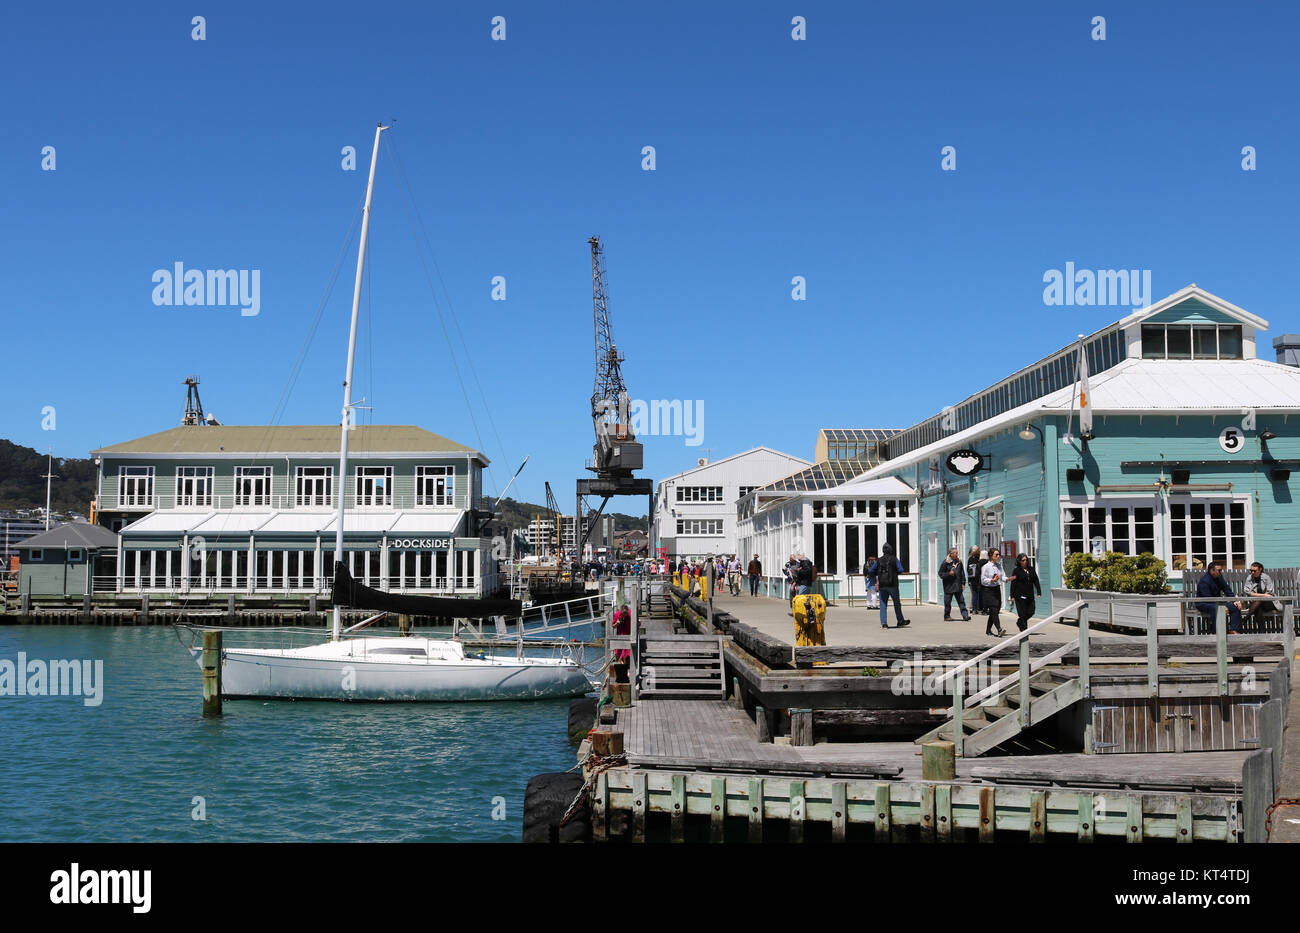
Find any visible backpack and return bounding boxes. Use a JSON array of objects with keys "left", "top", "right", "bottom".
[{"left": 877, "top": 556, "right": 899, "bottom": 587}]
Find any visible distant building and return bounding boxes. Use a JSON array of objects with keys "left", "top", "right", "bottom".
[
  {"left": 90, "top": 424, "right": 500, "bottom": 597},
  {"left": 518, "top": 514, "right": 614, "bottom": 558},
  {"left": 653, "top": 447, "right": 811, "bottom": 561},
  {"left": 1, "top": 515, "right": 50, "bottom": 564},
  {"left": 16, "top": 522, "right": 120, "bottom": 597}
]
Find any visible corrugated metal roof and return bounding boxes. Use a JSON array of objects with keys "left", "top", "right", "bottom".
[
  {"left": 92, "top": 425, "right": 478, "bottom": 457},
  {"left": 17, "top": 522, "right": 118, "bottom": 550},
  {"left": 860, "top": 357, "right": 1300, "bottom": 479}
]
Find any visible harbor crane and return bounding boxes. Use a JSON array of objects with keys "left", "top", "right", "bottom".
[{"left": 575, "top": 236, "right": 653, "bottom": 558}]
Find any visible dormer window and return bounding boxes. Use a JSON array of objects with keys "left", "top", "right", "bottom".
[{"left": 1142, "top": 324, "right": 1242, "bottom": 360}]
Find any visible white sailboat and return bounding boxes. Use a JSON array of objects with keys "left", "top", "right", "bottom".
[{"left": 189, "top": 124, "right": 593, "bottom": 701}]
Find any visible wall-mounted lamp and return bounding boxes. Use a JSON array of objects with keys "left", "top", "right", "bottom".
[
  {"left": 1261, "top": 428, "right": 1277, "bottom": 441},
  {"left": 1018, "top": 424, "right": 1045, "bottom": 474}
]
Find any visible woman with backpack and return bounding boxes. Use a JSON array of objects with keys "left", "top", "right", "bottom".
[{"left": 980, "top": 547, "right": 1007, "bottom": 637}]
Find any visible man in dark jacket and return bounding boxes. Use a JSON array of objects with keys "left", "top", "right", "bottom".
[
  {"left": 965, "top": 547, "right": 983, "bottom": 614},
  {"left": 869, "top": 543, "right": 910, "bottom": 629},
  {"left": 939, "top": 547, "right": 971, "bottom": 621},
  {"left": 1195, "top": 562, "right": 1243, "bottom": 634},
  {"left": 747, "top": 554, "right": 762, "bottom": 596}
]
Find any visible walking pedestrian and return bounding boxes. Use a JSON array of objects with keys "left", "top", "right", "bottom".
[
  {"left": 966, "top": 546, "right": 983, "bottom": 614},
  {"left": 862, "top": 555, "right": 879, "bottom": 608},
  {"left": 747, "top": 553, "right": 762, "bottom": 596},
  {"left": 1008, "top": 553, "right": 1041, "bottom": 632},
  {"left": 869, "top": 543, "right": 910, "bottom": 629},
  {"left": 981, "top": 547, "right": 1007, "bottom": 637},
  {"left": 727, "top": 555, "right": 742, "bottom": 595},
  {"left": 939, "top": 547, "right": 971, "bottom": 621}
]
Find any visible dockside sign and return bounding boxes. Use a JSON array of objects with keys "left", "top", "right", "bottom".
[{"left": 387, "top": 538, "right": 452, "bottom": 549}]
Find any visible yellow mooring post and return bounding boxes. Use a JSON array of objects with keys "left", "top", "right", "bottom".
[{"left": 201, "top": 629, "right": 222, "bottom": 717}]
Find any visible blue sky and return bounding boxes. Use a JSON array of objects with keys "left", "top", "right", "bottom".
[{"left": 3, "top": 1, "right": 1298, "bottom": 508}]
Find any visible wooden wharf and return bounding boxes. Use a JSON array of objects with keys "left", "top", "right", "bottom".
[{"left": 556, "top": 579, "right": 1300, "bottom": 844}]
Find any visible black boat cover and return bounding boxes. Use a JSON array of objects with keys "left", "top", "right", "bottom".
[{"left": 330, "top": 563, "right": 521, "bottom": 618}]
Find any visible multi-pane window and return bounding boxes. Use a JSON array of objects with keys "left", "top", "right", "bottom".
[
  {"left": 1062, "top": 504, "right": 1156, "bottom": 557},
  {"left": 1141, "top": 324, "right": 1243, "bottom": 360},
  {"left": 416, "top": 466, "right": 455, "bottom": 506},
  {"left": 176, "top": 467, "right": 214, "bottom": 507},
  {"left": 235, "top": 466, "right": 272, "bottom": 506},
  {"left": 119, "top": 466, "right": 155, "bottom": 507},
  {"left": 296, "top": 466, "right": 333, "bottom": 507},
  {"left": 355, "top": 466, "right": 393, "bottom": 507},
  {"left": 676, "top": 486, "right": 724, "bottom": 502},
  {"left": 738, "top": 486, "right": 757, "bottom": 499},
  {"left": 676, "top": 519, "right": 723, "bottom": 535},
  {"left": 1018, "top": 517, "right": 1038, "bottom": 565},
  {"left": 1169, "top": 500, "right": 1248, "bottom": 571}
]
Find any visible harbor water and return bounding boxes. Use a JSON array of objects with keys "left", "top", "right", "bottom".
[{"left": 0, "top": 625, "right": 589, "bottom": 842}]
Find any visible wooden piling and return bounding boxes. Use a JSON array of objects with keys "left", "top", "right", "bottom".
[
  {"left": 922, "top": 740, "right": 956, "bottom": 781},
  {"left": 790, "top": 708, "right": 813, "bottom": 746},
  {"left": 201, "top": 629, "right": 222, "bottom": 718}
]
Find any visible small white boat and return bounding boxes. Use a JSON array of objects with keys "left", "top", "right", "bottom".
[{"left": 188, "top": 637, "right": 592, "bottom": 701}]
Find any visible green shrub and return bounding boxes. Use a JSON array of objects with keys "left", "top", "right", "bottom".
[{"left": 1062, "top": 552, "right": 1170, "bottom": 594}]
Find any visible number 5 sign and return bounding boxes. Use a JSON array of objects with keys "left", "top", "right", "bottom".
[{"left": 1219, "top": 426, "right": 1245, "bottom": 453}]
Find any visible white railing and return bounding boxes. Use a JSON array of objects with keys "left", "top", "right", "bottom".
[
  {"left": 928, "top": 595, "right": 1296, "bottom": 757},
  {"left": 89, "top": 575, "right": 479, "bottom": 597},
  {"left": 98, "top": 491, "right": 471, "bottom": 512}
]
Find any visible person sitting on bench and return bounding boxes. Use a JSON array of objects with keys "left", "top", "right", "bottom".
[
  {"left": 1241, "top": 561, "right": 1279, "bottom": 622},
  {"left": 1194, "top": 561, "right": 1243, "bottom": 634}
]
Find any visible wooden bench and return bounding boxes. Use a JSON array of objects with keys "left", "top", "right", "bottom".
[{"left": 1180, "top": 567, "right": 1300, "bottom": 635}]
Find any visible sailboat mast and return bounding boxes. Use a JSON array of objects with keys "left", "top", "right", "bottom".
[{"left": 333, "top": 122, "right": 388, "bottom": 641}]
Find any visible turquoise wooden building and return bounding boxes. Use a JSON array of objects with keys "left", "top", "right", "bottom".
[{"left": 853, "top": 285, "right": 1300, "bottom": 604}]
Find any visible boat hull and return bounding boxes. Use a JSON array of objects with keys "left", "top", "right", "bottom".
[{"left": 189, "top": 645, "right": 593, "bottom": 702}]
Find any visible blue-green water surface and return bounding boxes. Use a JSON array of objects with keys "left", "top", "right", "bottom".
[{"left": 0, "top": 626, "right": 584, "bottom": 842}]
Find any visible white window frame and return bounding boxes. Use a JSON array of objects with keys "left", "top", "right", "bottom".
[
  {"left": 176, "top": 466, "right": 214, "bottom": 507},
  {"left": 1060, "top": 498, "right": 1160, "bottom": 561},
  {"left": 1166, "top": 495, "right": 1253, "bottom": 572},
  {"left": 416, "top": 465, "right": 455, "bottom": 507},
  {"left": 1017, "top": 515, "right": 1038, "bottom": 566},
  {"left": 676, "top": 519, "right": 723, "bottom": 536},
  {"left": 119, "top": 466, "right": 155, "bottom": 508},
  {"left": 355, "top": 466, "right": 393, "bottom": 508},
  {"left": 676, "top": 486, "right": 724, "bottom": 503},
  {"left": 235, "top": 466, "right": 272, "bottom": 507},
  {"left": 30, "top": 549, "right": 44, "bottom": 561},
  {"left": 296, "top": 466, "right": 334, "bottom": 507},
  {"left": 68, "top": 548, "right": 84, "bottom": 562}
]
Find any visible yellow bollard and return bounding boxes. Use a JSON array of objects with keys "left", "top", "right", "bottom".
[{"left": 792, "top": 594, "right": 828, "bottom": 646}]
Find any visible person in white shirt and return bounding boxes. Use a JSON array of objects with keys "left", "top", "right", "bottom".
[
  {"left": 726, "top": 556, "right": 742, "bottom": 595},
  {"left": 980, "top": 547, "right": 1008, "bottom": 637}
]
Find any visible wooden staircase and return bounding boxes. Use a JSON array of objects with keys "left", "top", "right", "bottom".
[
  {"left": 636, "top": 634, "right": 726, "bottom": 699},
  {"left": 916, "top": 669, "right": 1084, "bottom": 758}
]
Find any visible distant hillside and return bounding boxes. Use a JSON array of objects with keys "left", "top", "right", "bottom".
[
  {"left": 494, "top": 496, "right": 647, "bottom": 533},
  {"left": 0, "top": 440, "right": 97, "bottom": 512}
]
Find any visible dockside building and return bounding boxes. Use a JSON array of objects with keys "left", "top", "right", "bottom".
[{"left": 89, "top": 424, "right": 501, "bottom": 597}]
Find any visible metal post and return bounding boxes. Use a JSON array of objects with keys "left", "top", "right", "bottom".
[
  {"left": 1078, "top": 605, "right": 1090, "bottom": 698},
  {"left": 1146, "top": 601, "right": 1159, "bottom": 698},
  {"left": 1019, "top": 637, "right": 1031, "bottom": 727},
  {"left": 1216, "top": 605, "right": 1228, "bottom": 696}
]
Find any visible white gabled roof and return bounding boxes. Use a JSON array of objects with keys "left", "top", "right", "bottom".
[
  {"left": 818, "top": 476, "right": 916, "bottom": 498},
  {"left": 659, "top": 446, "right": 811, "bottom": 483},
  {"left": 1115, "top": 284, "right": 1268, "bottom": 331},
  {"left": 858, "top": 356, "right": 1300, "bottom": 479}
]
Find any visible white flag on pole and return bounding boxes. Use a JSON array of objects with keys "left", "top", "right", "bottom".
[{"left": 1078, "top": 339, "right": 1093, "bottom": 436}]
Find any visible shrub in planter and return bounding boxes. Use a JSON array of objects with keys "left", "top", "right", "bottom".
[{"left": 1062, "top": 552, "right": 1170, "bottom": 594}]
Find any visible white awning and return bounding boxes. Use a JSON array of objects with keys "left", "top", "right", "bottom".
[
  {"left": 386, "top": 511, "right": 463, "bottom": 535},
  {"left": 959, "top": 495, "right": 1004, "bottom": 512},
  {"left": 121, "top": 512, "right": 214, "bottom": 535}
]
